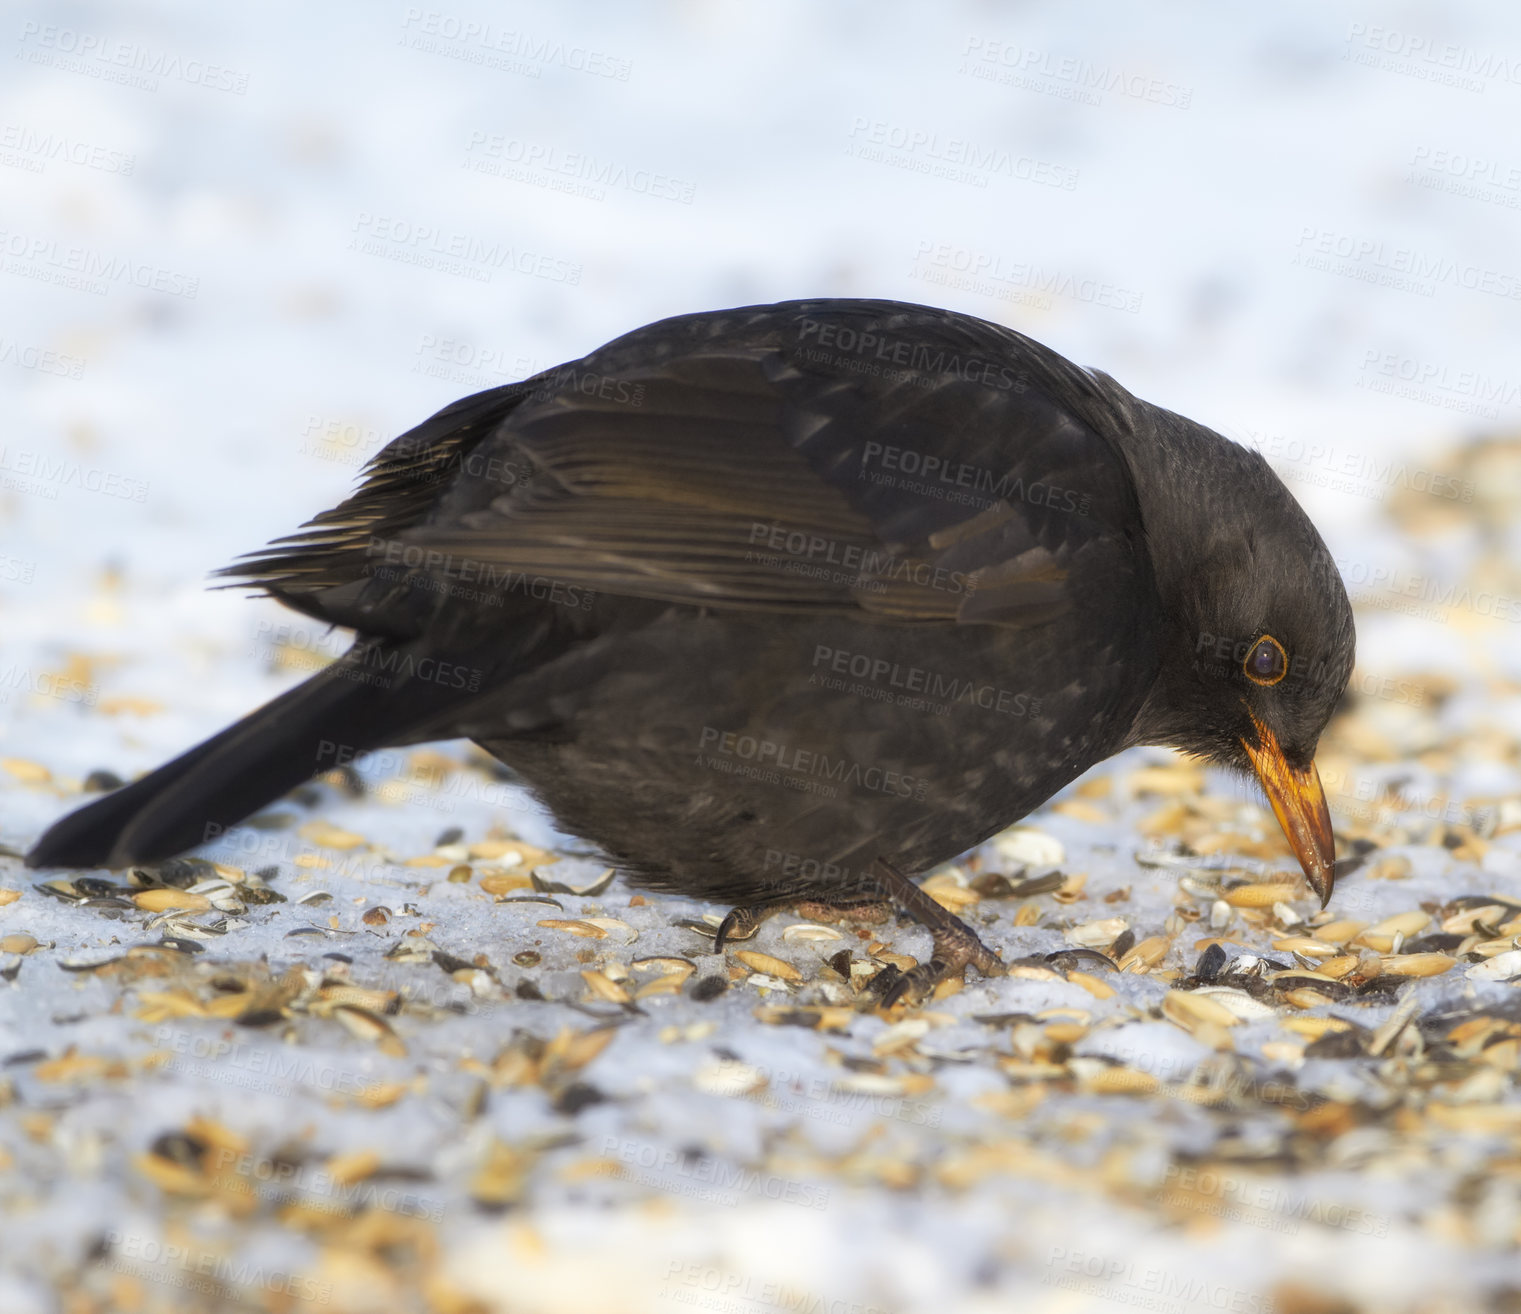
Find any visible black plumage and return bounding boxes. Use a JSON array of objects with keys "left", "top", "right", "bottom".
[{"left": 27, "top": 299, "right": 1355, "bottom": 1003}]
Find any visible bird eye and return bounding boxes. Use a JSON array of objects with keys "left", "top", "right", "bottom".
[{"left": 1243, "top": 635, "right": 1287, "bottom": 686}]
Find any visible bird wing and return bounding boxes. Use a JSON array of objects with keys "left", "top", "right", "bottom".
[{"left": 224, "top": 300, "right": 1150, "bottom": 631}]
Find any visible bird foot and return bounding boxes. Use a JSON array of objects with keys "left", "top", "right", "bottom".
[
  {"left": 710, "top": 859, "right": 1004, "bottom": 1009},
  {"left": 866, "top": 919, "right": 1005, "bottom": 1009},
  {"left": 861, "top": 857, "right": 1004, "bottom": 1009}
]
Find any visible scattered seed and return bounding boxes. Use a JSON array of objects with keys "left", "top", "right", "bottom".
[
  {"left": 1223, "top": 883, "right": 1302, "bottom": 908},
  {"left": 734, "top": 950, "right": 803, "bottom": 982},
  {"left": 781, "top": 923, "right": 845, "bottom": 944}
]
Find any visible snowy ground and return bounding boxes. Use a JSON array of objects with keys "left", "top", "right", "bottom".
[{"left": 3, "top": 3, "right": 1521, "bottom": 1311}]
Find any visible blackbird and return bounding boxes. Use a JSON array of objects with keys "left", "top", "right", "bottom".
[{"left": 27, "top": 299, "right": 1355, "bottom": 1004}]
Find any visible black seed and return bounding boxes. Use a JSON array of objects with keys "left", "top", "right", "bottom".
[
  {"left": 73, "top": 877, "right": 121, "bottom": 898},
  {"left": 690, "top": 975, "right": 727, "bottom": 1001},
  {"left": 245, "top": 811, "right": 296, "bottom": 830},
  {"left": 1010, "top": 872, "right": 1066, "bottom": 898},
  {"left": 152, "top": 859, "right": 205, "bottom": 889},
  {"left": 150, "top": 1131, "right": 208, "bottom": 1169},
  {"left": 970, "top": 872, "right": 1015, "bottom": 898},
  {"left": 3, "top": 1049, "right": 47, "bottom": 1067},
  {"left": 1305, "top": 1028, "right": 1368, "bottom": 1059},
  {"left": 553, "top": 1082, "right": 605, "bottom": 1115},
  {"left": 236, "top": 1009, "right": 286, "bottom": 1027},
  {"left": 1196, "top": 943, "right": 1228, "bottom": 981},
  {"left": 1045, "top": 948, "right": 1116, "bottom": 971},
  {"left": 83, "top": 769, "right": 124, "bottom": 793}
]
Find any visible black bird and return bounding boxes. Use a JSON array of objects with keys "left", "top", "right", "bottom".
[{"left": 27, "top": 300, "right": 1355, "bottom": 1004}]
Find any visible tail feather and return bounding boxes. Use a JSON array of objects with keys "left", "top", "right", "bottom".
[{"left": 26, "top": 639, "right": 476, "bottom": 870}]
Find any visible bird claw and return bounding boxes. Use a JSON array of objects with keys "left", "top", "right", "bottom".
[
  {"left": 866, "top": 938, "right": 1004, "bottom": 1010},
  {"left": 712, "top": 904, "right": 764, "bottom": 953}
]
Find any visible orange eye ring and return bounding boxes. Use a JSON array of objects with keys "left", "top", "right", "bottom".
[{"left": 1243, "top": 634, "right": 1288, "bottom": 687}]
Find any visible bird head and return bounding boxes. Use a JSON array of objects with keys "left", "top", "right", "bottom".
[{"left": 1126, "top": 442, "right": 1356, "bottom": 906}]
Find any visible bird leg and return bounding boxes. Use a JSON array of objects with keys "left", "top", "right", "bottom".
[{"left": 863, "top": 857, "right": 1004, "bottom": 1008}]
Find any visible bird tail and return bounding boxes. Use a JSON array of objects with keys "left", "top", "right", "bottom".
[{"left": 25, "top": 638, "right": 480, "bottom": 870}]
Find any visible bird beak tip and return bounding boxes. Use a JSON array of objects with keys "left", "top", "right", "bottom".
[{"left": 1240, "top": 717, "right": 1337, "bottom": 911}]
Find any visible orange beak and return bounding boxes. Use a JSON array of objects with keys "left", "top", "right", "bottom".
[{"left": 1241, "top": 713, "right": 1337, "bottom": 907}]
